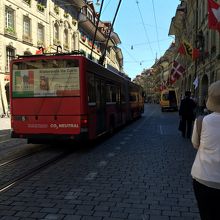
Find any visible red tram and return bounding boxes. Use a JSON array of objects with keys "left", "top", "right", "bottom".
[{"left": 10, "top": 52, "right": 144, "bottom": 143}]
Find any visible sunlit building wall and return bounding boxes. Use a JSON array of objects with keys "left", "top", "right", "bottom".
[
  {"left": 169, "top": 0, "right": 220, "bottom": 107},
  {"left": 0, "top": 0, "right": 123, "bottom": 115}
]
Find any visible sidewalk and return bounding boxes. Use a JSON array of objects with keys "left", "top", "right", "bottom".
[
  {"left": 0, "top": 117, "right": 11, "bottom": 133},
  {"left": 0, "top": 117, "right": 11, "bottom": 131}
]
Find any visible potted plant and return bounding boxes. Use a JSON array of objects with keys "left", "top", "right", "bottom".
[
  {"left": 54, "top": 39, "right": 60, "bottom": 45},
  {"left": 64, "top": 44, "right": 69, "bottom": 50},
  {"left": 81, "top": 35, "right": 86, "bottom": 42},
  {"left": 23, "top": 35, "right": 32, "bottom": 43},
  {"left": 24, "top": 0, "right": 31, "bottom": 5},
  {"left": 64, "top": 12, "right": 69, "bottom": 18},
  {"left": 37, "top": 40, "right": 44, "bottom": 46},
  {"left": 54, "top": 5, "right": 59, "bottom": 15},
  {"left": 5, "top": 26, "right": 16, "bottom": 35},
  {"left": 88, "top": 41, "right": 93, "bottom": 47},
  {"left": 37, "top": 3, "right": 45, "bottom": 12}
]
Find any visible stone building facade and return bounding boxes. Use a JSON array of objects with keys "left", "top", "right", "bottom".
[
  {"left": 0, "top": 0, "right": 123, "bottom": 116},
  {"left": 169, "top": 0, "right": 220, "bottom": 107}
]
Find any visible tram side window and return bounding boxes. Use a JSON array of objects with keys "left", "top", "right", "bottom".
[
  {"left": 88, "top": 73, "right": 95, "bottom": 103},
  {"left": 129, "top": 93, "right": 137, "bottom": 102},
  {"left": 121, "top": 86, "right": 126, "bottom": 102},
  {"left": 162, "top": 93, "right": 169, "bottom": 101},
  {"left": 106, "top": 84, "right": 112, "bottom": 102},
  {"left": 95, "top": 79, "right": 102, "bottom": 106},
  {"left": 112, "top": 86, "right": 117, "bottom": 102},
  {"left": 106, "top": 84, "right": 116, "bottom": 102},
  {"left": 116, "top": 87, "right": 120, "bottom": 103}
]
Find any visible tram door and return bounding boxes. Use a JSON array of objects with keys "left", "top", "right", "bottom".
[{"left": 95, "top": 79, "right": 106, "bottom": 134}]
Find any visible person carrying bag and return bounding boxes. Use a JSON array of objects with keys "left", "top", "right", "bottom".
[
  {"left": 191, "top": 80, "right": 220, "bottom": 220},
  {"left": 179, "top": 91, "right": 197, "bottom": 138}
]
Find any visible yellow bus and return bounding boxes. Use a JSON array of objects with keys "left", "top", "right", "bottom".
[{"left": 160, "top": 89, "right": 178, "bottom": 112}]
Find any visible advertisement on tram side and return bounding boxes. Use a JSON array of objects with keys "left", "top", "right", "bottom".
[{"left": 12, "top": 67, "right": 80, "bottom": 97}]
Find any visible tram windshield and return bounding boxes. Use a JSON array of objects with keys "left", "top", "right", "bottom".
[{"left": 162, "top": 93, "right": 169, "bottom": 101}]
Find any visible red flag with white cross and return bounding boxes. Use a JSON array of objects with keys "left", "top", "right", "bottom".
[
  {"left": 208, "top": 0, "right": 220, "bottom": 33},
  {"left": 171, "top": 60, "right": 185, "bottom": 80}
]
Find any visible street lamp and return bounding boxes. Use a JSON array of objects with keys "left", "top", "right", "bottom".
[{"left": 96, "top": 0, "right": 101, "bottom": 6}]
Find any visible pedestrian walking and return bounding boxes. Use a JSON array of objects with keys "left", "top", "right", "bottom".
[
  {"left": 179, "top": 91, "right": 197, "bottom": 138},
  {"left": 191, "top": 80, "right": 220, "bottom": 220}
]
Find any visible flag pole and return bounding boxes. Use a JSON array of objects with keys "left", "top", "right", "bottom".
[
  {"left": 174, "top": 53, "right": 180, "bottom": 61},
  {"left": 194, "top": 0, "right": 199, "bottom": 99}
]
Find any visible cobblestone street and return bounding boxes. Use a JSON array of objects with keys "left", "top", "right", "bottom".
[{"left": 0, "top": 104, "right": 200, "bottom": 220}]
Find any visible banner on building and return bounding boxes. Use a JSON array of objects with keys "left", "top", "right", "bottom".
[
  {"left": 192, "top": 48, "right": 200, "bottom": 60},
  {"left": 178, "top": 40, "right": 193, "bottom": 58},
  {"left": 171, "top": 60, "right": 185, "bottom": 79},
  {"left": 193, "top": 76, "right": 199, "bottom": 89},
  {"left": 208, "top": 0, "right": 220, "bottom": 33}
]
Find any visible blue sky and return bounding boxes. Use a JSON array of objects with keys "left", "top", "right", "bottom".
[{"left": 95, "top": 0, "right": 180, "bottom": 79}]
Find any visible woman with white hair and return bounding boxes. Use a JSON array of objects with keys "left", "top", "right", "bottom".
[{"left": 191, "top": 80, "right": 220, "bottom": 220}]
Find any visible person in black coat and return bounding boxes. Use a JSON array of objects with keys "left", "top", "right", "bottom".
[{"left": 179, "top": 91, "right": 197, "bottom": 138}]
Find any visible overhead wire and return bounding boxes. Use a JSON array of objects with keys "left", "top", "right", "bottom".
[
  {"left": 102, "top": 0, "right": 112, "bottom": 13},
  {"left": 90, "top": 0, "right": 105, "bottom": 59},
  {"left": 121, "top": 44, "right": 155, "bottom": 67},
  {"left": 124, "top": 59, "right": 156, "bottom": 63},
  {"left": 130, "top": 38, "right": 172, "bottom": 47},
  {"left": 151, "top": 0, "right": 161, "bottom": 54},
  {"left": 135, "top": 1, "right": 154, "bottom": 56},
  {"left": 121, "top": 44, "right": 139, "bottom": 64},
  {"left": 99, "top": 0, "right": 123, "bottom": 65}
]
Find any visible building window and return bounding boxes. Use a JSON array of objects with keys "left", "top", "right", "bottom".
[
  {"left": 23, "top": 16, "right": 31, "bottom": 37},
  {"left": 6, "top": 46, "right": 15, "bottom": 72},
  {"left": 87, "top": 10, "right": 93, "bottom": 22},
  {"left": 54, "top": 23, "right": 60, "bottom": 44},
  {"left": 210, "top": 31, "right": 216, "bottom": 54},
  {"left": 201, "top": 0, "right": 205, "bottom": 22},
  {"left": 72, "top": 34, "right": 75, "bottom": 50},
  {"left": 205, "top": 31, "right": 209, "bottom": 53},
  {"left": 37, "top": 24, "right": 44, "bottom": 45},
  {"left": 38, "top": 0, "right": 46, "bottom": 6},
  {"left": 5, "top": 7, "right": 15, "bottom": 34},
  {"left": 64, "top": 29, "right": 68, "bottom": 49},
  {"left": 88, "top": 74, "right": 95, "bottom": 102}
]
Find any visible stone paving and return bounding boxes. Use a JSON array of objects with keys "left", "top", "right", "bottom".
[{"left": 0, "top": 104, "right": 200, "bottom": 220}]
